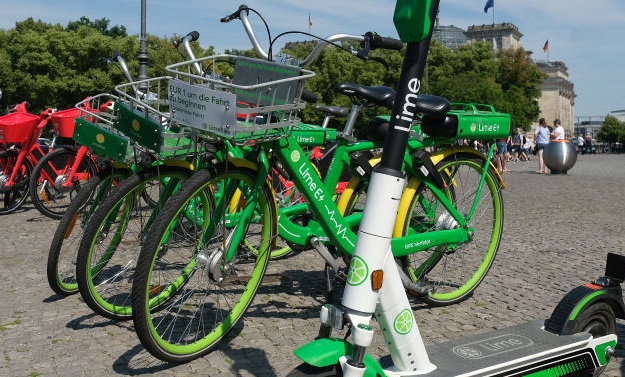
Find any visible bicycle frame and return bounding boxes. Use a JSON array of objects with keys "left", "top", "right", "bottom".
[{"left": 218, "top": 130, "right": 496, "bottom": 267}]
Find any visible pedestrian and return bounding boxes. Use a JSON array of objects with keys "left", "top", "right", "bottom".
[
  {"left": 510, "top": 128, "right": 522, "bottom": 162},
  {"left": 550, "top": 119, "right": 565, "bottom": 141},
  {"left": 577, "top": 133, "right": 584, "bottom": 154},
  {"left": 495, "top": 136, "right": 509, "bottom": 173},
  {"left": 534, "top": 118, "right": 550, "bottom": 174},
  {"left": 520, "top": 132, "right": 531, "bottom": 161},
  {"left": 585, "top": 133, "right": 594, "bottom": 154}
]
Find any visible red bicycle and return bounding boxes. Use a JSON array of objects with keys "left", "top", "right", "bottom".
[
  {"left": 0, "top": 102, "right": 54, "bottom": 214},
  {"left": 27, "top": 100, "right": 109, "bottom": 219}
]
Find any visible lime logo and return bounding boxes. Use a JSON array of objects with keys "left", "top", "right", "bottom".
[
  {"left": 454, "top": 346, "right": 482, "bottom": 358},
  {"left": 346, "top": 256, "right": 368, "bottom": 286},
  {"left": 132, "top": 119, "right": 140, "bottom": 132},
  {"left": 393, "top": 309, "right": 413, "bottom": 334},
  {"left": 290, "top": 150, "right": 301, "bottom": 163},
  {"left": 470, "top": 123, "right": 477, "bottom": 132},
  {"left": 96, "top": 134, "right": 105, "bottom": 143}
]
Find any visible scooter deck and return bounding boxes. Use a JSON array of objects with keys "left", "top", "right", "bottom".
[{"left": 381, "top": 320, "right": 596, "bottom": 376}]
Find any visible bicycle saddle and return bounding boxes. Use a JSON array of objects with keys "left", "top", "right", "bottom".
[
  {"left": 314, "top": 104, "right": 350, "bottom": 118},
  {"left": 334, "top": 82, "right": 395, "bottom": 108}
]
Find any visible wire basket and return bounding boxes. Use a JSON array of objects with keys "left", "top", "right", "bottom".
[
  {"left": 114, "top": 76, "right": 197, "bottom": 158},
  {"left": 73, "top": 94, "right": 132, "bottom": 162},
  {"left": 164, "top": 54, "right": 314, "bottom": 144},
  {"left": 0, "top": 111, "right": 40, "bottom": 144}
]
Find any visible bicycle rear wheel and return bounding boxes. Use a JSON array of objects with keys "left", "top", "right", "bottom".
[
  {"left": 0, "top": 150, "right": 32, "bottom": 214},
  {"left": 29, "top": 147, "right": 98, "bottom": 219},
  {"left": 400, "top": 152, "right": 504, "bottom": 306},
  {"left": 76, "top": 164, "right": 194, "bottom": 320},
  {"left": 131, "top": 164, "right": 276, "bottom": 363},
  {"left": 46, "top": 167, "right": 129, "bottom": 296}
]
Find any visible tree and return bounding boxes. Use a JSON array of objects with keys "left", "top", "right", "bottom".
[
  {"left": 66, "top": 17, "right": 127, "bottom": 38},
  {"left": 596, "top": 115, "right": 625, "bottom": 148},
  {"left": 495, "top": 47, "right": 545, "bottom": 130},
  {"left": 0, "top": 18, "right": 216, "bottom": 112}
]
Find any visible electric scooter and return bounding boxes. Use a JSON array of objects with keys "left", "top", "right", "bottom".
[{"left": 289, "top": 0, "right": 624, "bottom": 376}]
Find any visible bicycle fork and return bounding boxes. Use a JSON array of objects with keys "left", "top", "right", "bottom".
[{"left": 343, "top": 170, "right": 436, "bottom": 375}]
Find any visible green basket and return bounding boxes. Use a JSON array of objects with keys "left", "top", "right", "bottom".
[
  {"left": 421, "top": 102, "right": 511, "bottom": 141},
  {"left": 113, "top": 77, "right": 196, "bottom": 157},
  {"left": 449, "top": 103, "right": 511, "bottom": 139},
  {"left": 291, "top": 123, "right": 337, "bottom": 147}
]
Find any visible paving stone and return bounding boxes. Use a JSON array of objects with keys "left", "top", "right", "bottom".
[{"left": 1, "top": 153, "right": 625, "bottom": 376}]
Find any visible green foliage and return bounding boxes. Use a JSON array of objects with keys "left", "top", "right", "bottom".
[
  {"left": 596, "top": 115, "right": 625, "bottom": 145},
  {"left": 66, "top": 16, "right": 127, "bottom": 38},
  {"left": 0, "top": 18, "right": 545, "bottom": 135},
  {"left": 0, "top": 18, "right": 215, "bottom": 112}
]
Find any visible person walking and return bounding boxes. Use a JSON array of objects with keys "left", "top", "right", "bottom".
[
  {"left": 495, "top": 136, "right": 510, "bottom": 173},
  {"left": 534, "top": 118, "right": 550, "bottom": 174},
  {"left": 510, "top": 128, "right": 522, "bottom": 162},
  {"left": 577, "top": 133, "right": 585, "bottom": 154}
]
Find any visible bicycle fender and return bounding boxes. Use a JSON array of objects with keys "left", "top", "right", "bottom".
[
  {"left": 162, "top": 158, "right": 194, "bottom": 171},
  {"left": 294, "top": 338, "right": 385, "bottom": 377},
  {"left": 428, "top": 146, "right": 505, "bottom": 189},
  {"left": 223, "top": 157, "right": 259, "bottom": 171},
  {"left": 545, "top": 283, "right": 625, "bottom": 335}
]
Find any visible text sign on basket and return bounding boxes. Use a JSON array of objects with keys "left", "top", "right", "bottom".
[{"left": 168, "top": 79, "right": 237, "bottom": 137}]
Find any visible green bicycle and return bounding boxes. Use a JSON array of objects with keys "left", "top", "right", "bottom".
[{"left": 129, "top": 50, "right": 508, "bottom": 362}]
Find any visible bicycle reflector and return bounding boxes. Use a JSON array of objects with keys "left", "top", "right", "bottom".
[{"left": 371, "top": 270, "right": 384, "bottom": 290}]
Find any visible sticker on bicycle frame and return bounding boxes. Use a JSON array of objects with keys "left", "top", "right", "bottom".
[
  {"left": 290, "top": 150, "right": 301, "bottom": 163},
  {"left": 346, "top": 256, "right": 368, "bottom": 286},
  {"left": 393, "top": 309, "right": 414, "bottom": 335},
  {"left": 168, "top": 79, "right": 237, "bottom": 137}
]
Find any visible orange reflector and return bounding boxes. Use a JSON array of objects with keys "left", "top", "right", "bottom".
[
  {"left": 371, "top": 270, "right": 384, "bottom": 290},
  {"left": 64, "top": 214, "right": 79, "bottom": 239},
  {"left": 41, "top": 191, "right": 49, "bottom": 204}
]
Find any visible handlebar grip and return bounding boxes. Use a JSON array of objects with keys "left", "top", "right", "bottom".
[
  {"left": 187, "top": 31, "right": 200, "bottom": 42},
  {"left": 366, "top": 32, "right": 403, "bottom": 51},
  {"left": 221, "top": 4, "right": 249, "bottom": 23},
  {"left": 301, "top": 90, "right": 318, "bottom": 103}
]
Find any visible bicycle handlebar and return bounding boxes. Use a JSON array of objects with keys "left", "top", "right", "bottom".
[
  {"left": 221, "top": 5, "right": 403, "bottom": 68},
  {"left": 172, "top": 31, "right": 203, "bottom": 75}
]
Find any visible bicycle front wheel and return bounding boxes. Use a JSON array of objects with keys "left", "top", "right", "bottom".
[
  {"left": 132, "top": 164, "right": 276, "bottom": 363},
  {"left": 0, "top": 150, "right": 32, "bottom": 214},
  {"left": 400, "top": 152, "right": 504, "bottom": 306},
  {"left": 76, "top": 164, "right": 194, "bottom": 320},
  {"left": 29, "top": 147, "right": 98, "bottom": 219},
  {"left": 46, "top": 167, "right": 129, "bottom": 296}
]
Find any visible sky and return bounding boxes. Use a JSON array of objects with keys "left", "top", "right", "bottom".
[{"left": 1, "top": 0, "right": 625, "bottom": 117}]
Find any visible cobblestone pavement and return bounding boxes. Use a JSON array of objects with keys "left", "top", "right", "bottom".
[{"left": 2, "top": 153, "right": 625, "bottom": 376}]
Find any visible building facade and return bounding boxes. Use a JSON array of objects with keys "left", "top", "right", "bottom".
[
  {"left": 433, "top": 22, "right": 576, "bottom": 138},
  {"left": 536, "top": 61, "right": 575, "bottom": 137}
]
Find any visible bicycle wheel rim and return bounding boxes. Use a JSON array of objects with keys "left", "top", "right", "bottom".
[
  {"left": 80, "top": 166, "right": 191, "bottom": 318},
  {"left": 136, "top": 167, "right": 274, "bottom": 359},
  {"left": 47, "top": 169, "right": 126, "bottom": 295},
  {"left": 0, "top": 151, "right": 31, "bottom": 214},
  {"left": 404, "top": 155, "right": 503, "bottom": 305}
]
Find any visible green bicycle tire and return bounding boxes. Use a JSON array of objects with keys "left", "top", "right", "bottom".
[
  {"left": 401, "top": 152, "right": 504, "bottom": 306},
  {"left": 46, "top": 167, "right": 129, "bottom": 296},
  {"left": 131, "top": 164, "right": 276, "bottom": 363},
  {"left": 76, "top": 164, "right": 194, "bottom": 320}
]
